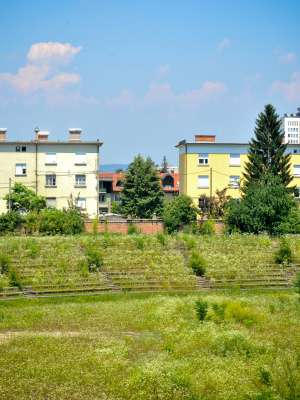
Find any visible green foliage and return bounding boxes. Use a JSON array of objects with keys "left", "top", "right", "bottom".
[
  {"left": 188, "top": 252, "right": 206, "bottom": 276},
  {"left": 195, "top": 299, "right": 208, "bottom": 322},
  {"left": 243, "top": 104, "right": 292, "bottom": 189},
  {"left": 182, "top": 234, "right": 196, "bottom": 249},
  {"left": 276, "top": 207, "right": 300, "bottom": 234},
  {"left": 199, "top": 188, "right": 230, "bottom": 218},
  {"left": 127, "top": 223, "right": 140, "bottom": 235},
  {"left": 134, "top": 236, "right": 145, "bottom": 250},
  {"left": 295, "top": 272, "right": 300, "bottom": 296},
  {"left": 0, "top": 211, "right": 23, "bottom": 233},
  {"left": 24, "top": 211, "right": 40, "bottom": 234},
  {"left": 8, "top": 268, "right": 22, "bottom": 289},
  {"left": 163, "top": 195, "right": 198, "bottom": 233},
  {"left": 156, "top": 232, "right": 167, "bottom": 247},
  {"left": 85, "top": 247, "right": 103, "bottom": 272},
  {"left": 225, "top": 174, "right": 297, "bottom": 235},
  {"left": 119, "top": 155, "right": 164, "bottom": 218},
  {"left": 111, "top": 201, "right": 122, "bottom": 214},
  {"left": 198, "top": 220, "right": 215, "bottom": 235},
  {"left": 274, "top": 239, "right": 293, "bottom": 265},
  {"left": 0, "top": 253, "right": 11, "bottom": 274},
  {"left": 38, "top": 209, "right": 84, "bottom": 235},
  {"left": 92, "top": 217, "right": 99, "bottom": 236},
  {"left": 5, "top": 183, "right": 46, "bottom": 212}
]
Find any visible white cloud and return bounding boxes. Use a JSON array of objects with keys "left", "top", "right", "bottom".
[
  {"left": 0, "top": 42, "right": 81, "bottom": 94},
  {"left": 279, "top": 52, "right": 296, "bottom": 64},
  {"left": 106, "top": 80, "right": 227, "bottom": 110},
  {"left": 218, "top": 38, "right": 231, "bottom": 50},
  {"left": 272, "top": 72, "right": 300, "bottom": 102},
  {"left": 105, "top": 89, "right": 135, "bottom": 108},
  {"left": 27, "top": 42, "right": 81, "bottom": 64}
]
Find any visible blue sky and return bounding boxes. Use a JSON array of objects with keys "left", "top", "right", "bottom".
[{"left": 0, "top": 0, "right": 300, "bottom": 165}]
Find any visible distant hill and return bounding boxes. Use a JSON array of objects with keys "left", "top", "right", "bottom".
[{"left": 100, "top": 164, "right": 129, "bottom": 172}]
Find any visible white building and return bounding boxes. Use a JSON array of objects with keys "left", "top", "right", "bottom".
[
  {"left": 283, "top": 108, "right": 300, "bottom": 144},
  {"left": 0, "top": 128, "right": 102, "bottom": 218}
]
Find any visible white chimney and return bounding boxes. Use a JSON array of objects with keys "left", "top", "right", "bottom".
[
  {"left": 36, "top": 130, "right": 49, "bottom": 141},
  {"left": 69, "top": 128, "right": 82, "bottom": 142},
  {"left": 0, "top": 128, "right": 7, "bottom": 142}
]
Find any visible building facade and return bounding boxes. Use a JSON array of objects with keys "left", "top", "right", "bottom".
[
  {"left": 99, "top": 169, "right": 179, "bottom": 214},
  {"left": 0, "top": 129, "right": 101, "bottom": 218},
  {"left": 283, "top": 108, "right": 300, "bottom": 144},
  {"left": 177, "top": 134, "right": 300, "bottom": 208}
]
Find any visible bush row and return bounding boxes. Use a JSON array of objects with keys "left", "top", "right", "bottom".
[{"left": 0, "top": 209, "right": 84, "bottom": 235}]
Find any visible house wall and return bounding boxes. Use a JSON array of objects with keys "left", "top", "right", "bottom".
[
  {"left": 0, "top": 142, "right": 99, "bottom": 218},
  {"left": 178, "top": 142, "right": 300, "bottom": 207}
]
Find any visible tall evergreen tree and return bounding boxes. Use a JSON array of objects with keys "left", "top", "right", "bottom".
[
  {"left": 119, "top": 155, "right": 164, "bottom": 218},
  {"left": 243, "top": 104, "right": 292, "bottom": 189}
]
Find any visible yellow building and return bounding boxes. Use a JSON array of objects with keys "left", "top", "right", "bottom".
[
  {"left": 0, "top": 128, "right": 102, "bottom": 218},
  {"left": 177, "top": 134, "right": 300, "bottom": 207}
]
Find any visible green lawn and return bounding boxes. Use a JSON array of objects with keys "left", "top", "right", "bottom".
[{"left": 0, "top": 291, "right": 300, "bottom": 399}]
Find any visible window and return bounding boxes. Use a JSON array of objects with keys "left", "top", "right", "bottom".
[
  {"left": 294, "top": 165, "right": 300, "bottom": 176},
  {"left": 229, "top": 175, "right": 240, "bottom": 188},
  {"left": 74, "top": 153, "right": 87, "bottom": 165},
  {"left": 99, "top": 194, "right": 106, "bottom": 203},
  {"left": 198, "top": 153, "right": 209, "bottom": 165},
  {"left": 75, "top": 174, "right": 86, "bottom": 187},
  {"left": 15, "top": 163, "right": 26, "bottom": 176},
  {"left": 198, "top": 175, "right": 209, "bottom": 188},
  {"left": 230, "top": 153, "right": 240, "bottom": 166},
  {"left": 45, "top": 174, "right": 56, "bottom": 187},
  {"left": 46, "top": 197, "right": 56, "bottom": 208},
  {"left": 45, "top": 153, "right": 57, "bottom": 165},
  {"left": 76, "top": 197, "right": 86, "bottom": 210},
  {"left": 16, "top": 145, "right": 26, "bottom": 152}
]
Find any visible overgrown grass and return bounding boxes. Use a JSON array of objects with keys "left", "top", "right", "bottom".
[{"left": 0, "top": 291, "right": 299, "bottom": 399}]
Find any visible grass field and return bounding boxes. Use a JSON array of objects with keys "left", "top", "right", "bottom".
[
  {"left": 0, "top": 291, "right": 300, "bottom": 399},
  {"left": 0, "top": 233, "right": 299, "bottom": 295}
]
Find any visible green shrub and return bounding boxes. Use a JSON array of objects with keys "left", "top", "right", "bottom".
[
  {"left": 127, "top": 223, "right": 139, "bottom": 235},
  {"left": 211, "top": 302, "right": 227, "bottom": 321},
  {"left": 85, "top": 247, "right": 103, "bottom": 272},
  {"left": 39, "top": 209, "right": 84, "bottom": 235},
  {"left": 195, "top": 299, "right": 208, "bottom": 322},
  {"left": 0, "top": 211, "right": 23, "bottom": 234},
  {"left": 8, "top": 268, "right": 22, "bottom": 290},
  {"left": 92, "top": 217, "right": 99, "bottom": 236},
  {"left": 134, "top": 236, "right": 145, "bottom": 250},
  {"left": 0, "top": 253, "right": 10, "bottom": 274},
  {"left": 188, "top": 252, "right": 206, "bottom": 276},
  {"left": 156, "top": 232, "right": 167, "bottom": 247},
  {"left": 163, "top": 195, "right": 198, "bottom": 233},
  {"left": 182, "top": 234, "right": 196, "bottom": 250},
  {"left": 24, "top": 211, "right": 41, "bottom": 234},
  {"left": 274, "top": 239, "right": 293, "bottom": 265},
  {"left": 198, "top": 220, "right": 215, "bottom": 235}
]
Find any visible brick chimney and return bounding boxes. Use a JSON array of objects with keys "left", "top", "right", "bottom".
[
  {"left": 69, "top": 128, "right": 82, "bottom": 142},
  {"left": 36, "top": 130, "right": 49, "bottom": 141},
  {"left": 0, "top": 128, "right": 7, "bottom": 142},
  {"left": 195, "top": 134, "right": 216, "bottom": 143}
]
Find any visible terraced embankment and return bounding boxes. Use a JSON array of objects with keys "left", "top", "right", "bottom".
[{"left": 0, "top": 234, "right": 299, "bottom": 298}]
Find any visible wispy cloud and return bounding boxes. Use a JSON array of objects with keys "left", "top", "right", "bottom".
[
  {"left": 218, "top": 37, "right": 231, "bottom": 51},
  {"left": 272, "top": 72, "right": 300, "bottom": 102},
  {"left": 278, "top": 52, "right": 296, "bottom": 64},
  {"left": 0, "top": 42, "right": 81, "bottom": 94},
  {"left": 156, "top": 64, "right": 170, "bottom": 79},
  {"left": 106, "top": 80, "right": 227, "bottom": 110}
]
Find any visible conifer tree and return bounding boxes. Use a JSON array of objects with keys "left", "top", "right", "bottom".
[
  {"left": 243, "top": 104, "right": 292, "bottom": 189},
  {"left": 119, "top": 155, "right": 164, "bottom": 218}
]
